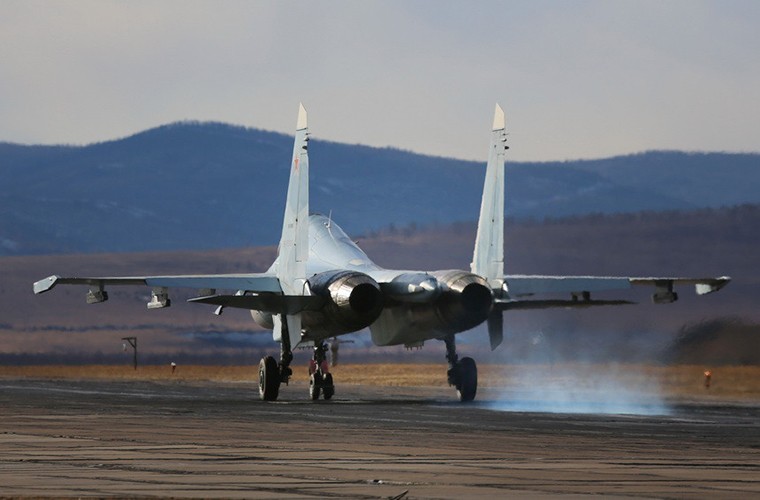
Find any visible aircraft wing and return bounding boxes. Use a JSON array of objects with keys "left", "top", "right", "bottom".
[
  {"left": 498, "top": 275, "right": 730, "bottom": 308},
  {"left": 32, "top": 273, "right": 292, "bottom": 310},
  {"left": 33, "top": 273, "right": 282, "bottom": 295}
]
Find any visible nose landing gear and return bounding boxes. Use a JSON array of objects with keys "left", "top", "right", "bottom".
[{"left": 309, "top": 342, "right": 335, "bottom": 400}]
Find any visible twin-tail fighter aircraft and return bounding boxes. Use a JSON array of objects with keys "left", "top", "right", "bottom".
[{"left": 34, "top": 104, "right": 730, "bottom": 402}]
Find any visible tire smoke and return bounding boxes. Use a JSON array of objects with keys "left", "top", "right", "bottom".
[{"left": 485, "top": 330, "right": 671, "bottom": 415}]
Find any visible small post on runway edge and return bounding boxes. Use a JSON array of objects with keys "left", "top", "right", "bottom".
[{"left": 122, "top": 336, "right": 137, "bottom": 370}]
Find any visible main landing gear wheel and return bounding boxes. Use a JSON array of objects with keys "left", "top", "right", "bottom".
[
  {"left": 259, "top": 316, "right": 295, "bottom": 402},
  {"left": 259, "top": 355, "right": 280, "bottom": 401},
  {"left": 456, "top": 357, "right": 478, "bottom": 402},
  {"left": 444, "top": 335, "right": 478, "bottom": 402}
]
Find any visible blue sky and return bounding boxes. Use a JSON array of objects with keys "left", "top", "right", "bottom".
[{"left": 1, "top": 1, "right": 758, "bottom": 161}]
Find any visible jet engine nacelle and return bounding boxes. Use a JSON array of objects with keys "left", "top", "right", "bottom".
[
  {"left": 432, "top": 270, "right": 494, "bottom": 331},
  {"left": 304, "top": 270, "right": 384, "bottom": 336}
]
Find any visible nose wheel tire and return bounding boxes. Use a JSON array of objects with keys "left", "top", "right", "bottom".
[
  {"left": 309, "top": 371, "right": 335, "bottom": 400},
  {"left": 322, "top": 373, "right": 335, "bottom": 400},
  {"left": 308, "top": 342, "right": 335, "bottom": 401},
  {"left": 309, "top": 373, "right": 321, "bottom": 400}
]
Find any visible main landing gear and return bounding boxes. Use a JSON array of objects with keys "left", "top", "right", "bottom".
[
  {"left": 444, "top": 335, "right": 478, "bottom": 402},
  {"left": 258, "top": 322, "right": 294, "bottom": 401},
  {"left": 258, "top": 355, "right": 280, "bottom": 401}
]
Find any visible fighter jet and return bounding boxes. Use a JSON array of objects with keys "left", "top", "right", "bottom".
[{"left": 33, "top": 104, "right": 730, "bottom": 402}]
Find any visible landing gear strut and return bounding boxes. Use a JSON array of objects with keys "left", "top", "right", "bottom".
[
  {"left": 444, "top": 335, "right": 477, "bottom": 402},
  {"left": 258, "top": 318, "right": 295, "bottom": 401},
  {"left": 309, "top": 342, "right": 334, "bottom": 400}
]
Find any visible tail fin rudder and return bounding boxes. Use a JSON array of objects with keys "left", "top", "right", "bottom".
[
  {"left": 471, "top": 103, "right": 508, "bottom": 289},
  {"left": 277, "top": 103, "right": 310, "bottom": 294},
  {"left": 273, "top": 103, "right": 310, "bottom": 349}
]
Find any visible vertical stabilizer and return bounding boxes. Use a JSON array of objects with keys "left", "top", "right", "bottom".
[
  {"left": 471, "top": 103, "right": 508, "bottom": 289},
  {"left": 278, "top": 103, "right": 310, "bottom": 290},
  {"left": 275, "top": 103, "right": 310, "bottom": 348}
]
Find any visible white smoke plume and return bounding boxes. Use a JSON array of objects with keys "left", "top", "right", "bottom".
[{"left": 484, "top": 330, "right": 671, "bottom": 416}]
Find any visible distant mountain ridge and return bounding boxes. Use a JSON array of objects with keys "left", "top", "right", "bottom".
[{"left": 1, "top": 121, "right": 759, "bottom": 255}]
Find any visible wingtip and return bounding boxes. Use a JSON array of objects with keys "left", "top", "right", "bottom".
[
  {"left": 492, "top": 103, "right": 505, "bottom": 131},
  {"left": 296, "top": 102, "right": 308, "bottom": 130},
  {"left": 695, "top": 276, "right": 731, "bottom": 295},
  {"left": 33, "top": 275, "right": 59, "bottom": 294}
]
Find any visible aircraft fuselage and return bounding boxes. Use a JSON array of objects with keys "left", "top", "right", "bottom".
[{"left": 252, "top": 214, "right": 493, "bottom": 346}]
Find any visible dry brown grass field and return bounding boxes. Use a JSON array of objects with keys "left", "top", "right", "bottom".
[{"left": 1, "top": 363, "right": 758, "bottom": 402}]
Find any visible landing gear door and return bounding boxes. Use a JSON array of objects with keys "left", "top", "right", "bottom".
[{"left": 273, "top": 313, "right": 302, "bottom": 349}]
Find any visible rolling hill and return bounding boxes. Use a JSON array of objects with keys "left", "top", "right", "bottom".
[{"left": 2, "top": 121, "right": 759, "bottom": 255}]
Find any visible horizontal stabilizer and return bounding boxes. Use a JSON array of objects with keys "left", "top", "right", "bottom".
[{"left": 188, "top": 294, "right": 325, "bottom": 314}]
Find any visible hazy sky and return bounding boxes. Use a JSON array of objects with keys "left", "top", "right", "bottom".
[{"left": 1, "top": 1, "right": 758, "bottom": 161}]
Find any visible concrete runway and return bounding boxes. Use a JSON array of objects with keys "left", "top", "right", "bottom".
[{"left": 1, "top": 378, "right": 758, "bottom": 499}]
